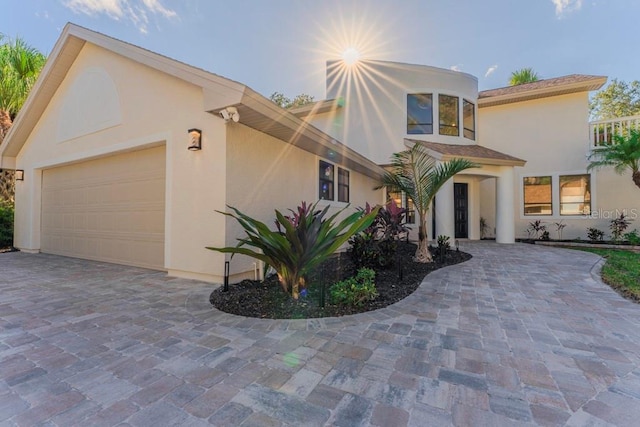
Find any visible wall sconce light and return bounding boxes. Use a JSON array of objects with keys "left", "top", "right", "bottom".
[
  {"left": 15, "top": 170, "right": 24, "bottom": 181},
  {"left": 188, "top": 128, "right": 202, "bottom": 151}
]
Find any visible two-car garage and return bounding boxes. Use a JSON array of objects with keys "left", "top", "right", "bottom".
[{"left": 40, "top": 146, "right": 166, "bottom": 270}]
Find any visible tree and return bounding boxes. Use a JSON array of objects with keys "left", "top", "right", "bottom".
[
  {"left": 509, "top": 68, "right": 539, "bottom": 86},
  {"left": 589, "top": 79, "right": 640, "bottom": 120},
  {"left": 269, "top": 91, "right": 315, "bottom": 109},
  {"left": 0, "top": 35, "right": 46, "bottom": 202},
  {"left": 588, "top": 129, "right": 640, "bottom": 190},
  {"left": 378, "top": 144, "right": 477, "bottom": 263}
]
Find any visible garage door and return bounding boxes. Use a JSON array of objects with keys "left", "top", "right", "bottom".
[{"left": 41, "top": 146, "right": 166, "bottom": 270}]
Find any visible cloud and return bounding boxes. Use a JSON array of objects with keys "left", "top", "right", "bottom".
[
  {"left": 484, "top": 65, "right": 498, "bottom": 77},
  {"left": 551, "top": 0, "right": 583, "bottom": 17},
  {"left": 450, "top": 65, "right": 462, "bottom": 72},
  {"left": 62, "top": 0, "right": 176, "bottom": 33}
]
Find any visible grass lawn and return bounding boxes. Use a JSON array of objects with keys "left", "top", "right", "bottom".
[{"left": 577, "top": 248, "right": 640, "bottom": 301}]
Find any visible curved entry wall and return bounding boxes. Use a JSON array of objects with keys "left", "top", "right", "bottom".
[{"left": 40, "top": 146, "right": 166, "bottom": 270}]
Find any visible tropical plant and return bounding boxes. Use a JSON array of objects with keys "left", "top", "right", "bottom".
[
  {"left": 610, "top": 212, "right": 632, "bottom": 242},
  {"left": 0, "top": 35, "right": 46, "bottom": 203},
  {"left": 587, "top": 227, "right": 605, "bottom": 242},
  {"left": 624, "top": 229, "right": 640, "bottom": 245},
  {"left": 330, "top": 267, "right": 378, "bottom": 307},
  {"left": 509, "top": 68, "right": 539, "bottom": 86},
  {"left": 436, "top": 235, "right": 450, "bottom": 259},
  {"left": 527, "top": 220, "right": 546, "bottom": 240},
  {"left": 378, "top": 144, "right": 477, "bottom": 263},
  {"left": 588, "top": 129, "right": 640, "bottom": 190},
  {"left": 554, "top": 220, "right": 567, "bottom": 240},
  {"left": 207, "top": 201, "right": 379, "bottom": 299},
  {"left": 590, "top": 79, "right": 640, "bottom": 121},
  {"left": 479, "top": 217, "right": 489, "bottom": 239}
]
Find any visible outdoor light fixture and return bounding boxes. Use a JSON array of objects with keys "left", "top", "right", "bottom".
[
  {"left": 218, "top": 106, "right": 240, "bottom": 123},
  {"left": 188, "top": 128, "right": 202, "bottom": 151},
  {"left": 15, "top": 170, "right": 24, "bottom": 181}
]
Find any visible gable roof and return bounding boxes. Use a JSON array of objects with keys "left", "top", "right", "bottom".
[
  {"left": 0, "top": 23, "right": 383, "bottom": 179},
  {"left": 478, "top": 74, "right": 607, "bottom": 108},
  {"left": 405, "top": 139, "right": 526, "bottom": 167}
]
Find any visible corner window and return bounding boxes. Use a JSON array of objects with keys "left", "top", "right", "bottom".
[
  {"left": 560, "top": 174, "right": 591, "bottom": 215},
  {"left": 407, "top": 94, "right": 433, "bottom": 134},
  {"left": 389, "top": 191, "right": 415, "bottom": 224},
  {"left": 319, "top": 161, "right": 334, "bottom": 200},
  {"left": 319, "top": 160, "right": 349, "bottom": 202},
  {"left": 439, "top": 94, "right": 459, "bottom": 136},
  {"left": 523, "top": 176, "right": 552, "bottom": 215},
  {"left": 463, "top": 99, "right": 475, "bottom": 140},
  {"left": 338, "top": 168, "right": 350, "bottom": 203}
]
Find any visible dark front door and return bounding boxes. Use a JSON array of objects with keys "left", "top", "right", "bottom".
[{"left": 454, "top": 183, "right": 468, "bottom": 239}]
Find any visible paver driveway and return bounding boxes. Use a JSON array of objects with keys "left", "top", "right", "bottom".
[{"left": 1, "top": 243, "right": 640, "bottom": 426}]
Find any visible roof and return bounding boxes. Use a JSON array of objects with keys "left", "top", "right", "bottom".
[
  {"left": 478, "top": 74, "right": 607, "bottom": 108},
  {"left": 0, "top": 23, "right": 384, "bottom": 180},
  {"left": 288, "top": 99, "right": 343, "bottom": 118},
  {"left": 405, "top": 139, "right": 526, "bottom": 167}
]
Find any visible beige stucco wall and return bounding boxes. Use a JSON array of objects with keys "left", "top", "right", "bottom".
[
  {"left": 479, "top": 92, "right": 640, "bottom": 239},
  {"left": 225, "top": 124, "right": 384, "bottom": 280},
  {"left": 307, "top": 60, "right": 479, "bottom": 164},
  {"left": 13, "top": 42, "right": 230, "bottom": 281}
]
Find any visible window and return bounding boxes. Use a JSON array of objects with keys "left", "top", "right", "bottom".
[
  {"left": 560, "top": 174, "right": 591, "bottom": 215},
  {"left": 463, "top": 99, "right": 475, "bottom": 140},
  {"left": 407, "top": 94, "right": 433, "bottom": 134},
  {"left": 439, "top": 94, "right": 459, "bottom": 136},
  {"left": 319, "top": 160, "right": 349, "bottom": 202},
  {"left": 338, "top": 168, "right": 350, "bottom": 203},
  {"left": 388, "top": 191, "right": 415, "bottom": 224},
  {"left": 319, "top": 161, "right": 334, "bottom": 201},
  {"left": 523, "top": 176, "right": 552, "bottom": 215}
]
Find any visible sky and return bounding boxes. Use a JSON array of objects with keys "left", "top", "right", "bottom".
[{"left": 1, "top": 0, "right": 639, "bottom": 100}]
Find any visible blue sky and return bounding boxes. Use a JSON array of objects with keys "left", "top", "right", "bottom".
[{"left": 2, "top": 0, "right": 639, "bottom": 100}]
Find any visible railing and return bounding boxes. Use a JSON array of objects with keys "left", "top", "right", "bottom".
[{"left": 590, "top": 115, "right": 640, "bottom": 146}]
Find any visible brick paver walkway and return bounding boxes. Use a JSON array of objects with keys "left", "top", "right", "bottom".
[{"left": 1, "top": 243, "right": 640, "bottom": 426}]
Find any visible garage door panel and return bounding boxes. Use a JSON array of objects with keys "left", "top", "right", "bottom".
[{"left": 41, "top": 146, "right": 165, "bottom": 270}]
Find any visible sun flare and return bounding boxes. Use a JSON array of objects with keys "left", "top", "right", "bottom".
[{"left": 342, "top": 47, "right": 361, "bottom": 65}]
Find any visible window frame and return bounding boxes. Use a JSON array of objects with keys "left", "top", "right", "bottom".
[
  {"left": 337, "top": 167, "right": 350, "bottom": 203},
  {"left": 406, "top": 93, "right": 434, "bottom": 135},
  {"left": 388, "top": 191, "right": 415, "bottom": 224},
  {"left": 520, "top": 172, "right": 594, "bottom": 218},
  {"left": 523, "top": 176, "right": 553, "bottom": 216},
  {"left": 463, "top": 99, "right": 475, "bottom": 140},
  {"left": 438, "top": 94, "right": 460, "bottom": 136},
  {"left": 318, "top": 160, "right": 335, "bottom": 201},
  {"left": 559, "top": 174, "right": 591, "bottom": 216}
]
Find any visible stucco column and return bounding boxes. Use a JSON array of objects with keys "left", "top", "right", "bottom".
[
  {"left": 495, "top": 167, "right": 515, "bottom": 244},
  {"left": 434, "top": 177, "right": 454, "bottom": 242}
]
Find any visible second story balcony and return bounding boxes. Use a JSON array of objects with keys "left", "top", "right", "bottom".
[{"left": 590, "top": 115, "right": 640, "bottom": 146}]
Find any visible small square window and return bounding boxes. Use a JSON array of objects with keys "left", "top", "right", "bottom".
[
  {"left": 523, "top": 176, "right": 552, "bottom": 215},
  {"left": 560, "top": 174, "right": 591, "bottom": 215}
]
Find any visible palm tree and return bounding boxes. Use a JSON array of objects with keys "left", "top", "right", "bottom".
[
  {"left": 0, "top": 35, "right": 46, "bottom": 202},
  {"left": 379, "top": 144, "right": 477, "bottom": 263},
  {"left": 509, "top": 68, "right": 539, "bottom": 86},
  {"left": 588, "top": 129, "right": 640, "bottom": 190}
]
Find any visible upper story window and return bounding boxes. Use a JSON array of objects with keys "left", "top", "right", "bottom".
[
  {"left": 463, "top": 99, "right": 475, "bottom": 140},
  {"left": 523, "top": 176, "right": 552, "bottom": 215},
  {"left": 439, "top": 94, "right": 459, "bottom": 136},
  {"left": 560, "top": 174, "right": 591, "bottom": 215},
  {"left": 319, "top": 160, "right": 350, "bottom": 203},
  {"left": 407, "top": 94, "right": 433, "bottom": 134}
]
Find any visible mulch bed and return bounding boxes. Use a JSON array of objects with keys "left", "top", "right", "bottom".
[{"left": 210, "top": 241, "right": 471, "bottom": 319}]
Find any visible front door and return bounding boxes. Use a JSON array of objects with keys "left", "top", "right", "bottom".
[{"left": 454, "top": 183, "right": 468, "bottom": 239}]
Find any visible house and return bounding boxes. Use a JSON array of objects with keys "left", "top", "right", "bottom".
[
  {"left": 0, "top": 24, "right": 384, "bottom": 283},
  {"left": 2, "top": 23, "right": 637, "bottom": 283}
]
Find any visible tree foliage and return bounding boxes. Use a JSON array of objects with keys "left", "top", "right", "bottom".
[
  {"left": 589, "top": 79, "right": 640, "bottom": 121},
  {"left": 509, "top": 68, "right": 539, "bottom": 86},
  {"left": 269, "top": 91, "right": 315, "bottom": 109},
  {"left": 588, "top": 129, "right": 640, "bottom": 190},
  {"left": 378, "top": 144, "right": 477, "bottom": 263}
]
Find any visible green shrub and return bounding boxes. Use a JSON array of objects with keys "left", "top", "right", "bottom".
[
  {"left": 587, "top": 227, "right": 605, "bottom": 242},
  {"left": 330, "top": 268, "right": 378, "bottom": 306},
  {"left": 624, "top": 229, "right": 640, "bottom": 245},
  {"left": 0, "top": 201, "right": 14, "bottom": 248},
  {"left": 610, "top": 213, "right": 632, "bottom": 242}
]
